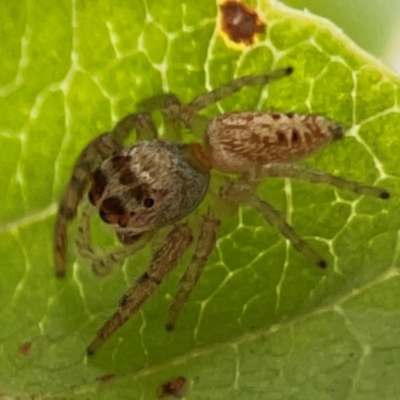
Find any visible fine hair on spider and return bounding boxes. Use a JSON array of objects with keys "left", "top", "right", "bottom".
[{"left": 53, "top": 66, "right": 390, "bottom": 354}]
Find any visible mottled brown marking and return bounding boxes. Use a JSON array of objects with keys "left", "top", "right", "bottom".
[
  {"left": 19, "top": 341, "right": 32, "bottom": 357},
  {"left": 208, "top": 111, "right": 349, "bottom": 169},
  {"left": 157, "top": 376, "right": 187, "bottom": 398},
  {"left": 220, "top": 1, "right": 265, "bottom": 45},
  {"left": 119, "top": 168, "right": 137, "bottom": 185},
  {"left": 89, "top": 168, "right": 108, "bottom": 205},
  {"left": 303, "top": 119, "right": 314, "bottom": 132},
  {"left": 118, "top": 214, "right": 130, "bottom": 228},
  {"left": 277, "top": 131, "right": 286, "bottom": 143},
  {"left": 100, "top": 196, "right": 129, "bottom": 226},
  {"left": 102, "top": 196, "right": 126, "bottom": 215},
  {"left": 110, "top": 154, "right": 132, "bottom": 171},
  {"left": 99, "top": 209, "right": 111, "bottom": 224},
  {"left": 127, "top": 183, "right": 150, "bottom": 202},
  {"left": 286, "top": 112, "right": 294, "bottom": 118},
  {"left": 249, "top": 132, "right": 262, "bottom": 145},
  {"left": 271, "top": 113, "right": 281, "bottom": 120}
]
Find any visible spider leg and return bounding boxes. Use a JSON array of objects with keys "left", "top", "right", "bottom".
[
  {"left": 75, "top": 204, "right": 153, "bottom": 276},
  {"left": 256, "top": 163, "right": 390, "bottom": 199},
  {"left": 111, "top": 111, "right": 158, "bottom": 142},
  {"left": 138, "top": 94, "right": 182, "bottom": 141},
  {"left": 165, "top": 213, "right": 220, "bottom": 331},
  {"left": 181, "top": 67, "right": 292, "bottom": 116},
  {"left": 54, "top": 133, "right": 121, "bottom": 277},
  {"left": 55, "top": 112, "right": 158, "bottom": 278},
  {"left": 221, "top": 182, "right": 327, "bottom": 268},
  {"left": 137, "top": 93, "right": 181, "bottom": 112},
  {"left": 87, "top": 224, "right": 193, "bottom": 355}
]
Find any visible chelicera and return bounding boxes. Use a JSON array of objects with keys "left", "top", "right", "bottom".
[{"left": 54, "top": 66, "right": 389, "bottom": 354}]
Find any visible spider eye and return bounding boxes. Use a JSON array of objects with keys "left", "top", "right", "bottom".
[
  {"left": 99, "top": 210, "right": 110, "bottom": 224},
  {"left": 143, "top": 198, "right": 154, "bottom": 208}
]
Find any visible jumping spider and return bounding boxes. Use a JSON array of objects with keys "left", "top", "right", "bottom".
[{"left": 54, "top": 66, "right": 389, "bottom": 355}]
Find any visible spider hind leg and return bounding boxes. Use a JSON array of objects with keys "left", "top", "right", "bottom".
[{"left": 221, "top": 181, "right": 327, "bottom": 268}]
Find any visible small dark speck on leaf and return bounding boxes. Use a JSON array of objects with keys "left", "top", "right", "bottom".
[
  {"left": 220, "top": 0, "right": 266, "bottom": 45},
  {"left": 96, "top": 373, "right": 117, "bottom": 384},
  {"left": 19, "top": 341, "right": 32, "bottom": 357},
  {"left": 157, "top": 376, "right": 187, "bottom": 398}
]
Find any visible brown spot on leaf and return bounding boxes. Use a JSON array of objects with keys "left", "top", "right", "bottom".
[
  {"left": 19, "top": 341, "right": 32, "bottom": 357},
  {"left": 157, "top": 376, "right": 187, "bottom": 398},
  {"left": 220, "top": 1, "right": 265, "bottom": 45}
]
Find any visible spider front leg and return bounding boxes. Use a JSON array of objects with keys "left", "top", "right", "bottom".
[
  {"left": 176, "top": 66, "right": 293, "bottom": 141},
  {"left": 180, "top": 66, "right": 293, "bottom": 124},
  {"left": 54, "top": 112, "right": 157, "bottom": 277},
  {"left": 137, "top": 94, "right": 182, "bottom": 141},
  {"left": 54, "top": 133, "right": 121, "bottom": 277},
  {"left": 75, "top": 204, "right": 154, "bottom": 276},
  {"left": 165, "top": 212, "right": 221, "bottom": 331},
  {"left": 87, "top": 224, "right": 193, "bottom": 355},
  {"left": 111, "top": 110, "right": 158, "bottom": 143},
  {"left": 221, "top": 181, "right": 327, "bottom": 268}
]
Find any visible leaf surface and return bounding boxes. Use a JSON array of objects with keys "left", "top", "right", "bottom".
[{"left": 1, "top": 1, "right": 400, "bottom": 399}]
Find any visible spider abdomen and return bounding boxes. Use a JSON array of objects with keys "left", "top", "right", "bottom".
[{"left": 206, "top": 111, "right": 343, "bottom": 173}]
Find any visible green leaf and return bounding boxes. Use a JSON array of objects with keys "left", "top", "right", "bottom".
[{"left": 1, "top": 0, "right": 400, "bottom": 399}]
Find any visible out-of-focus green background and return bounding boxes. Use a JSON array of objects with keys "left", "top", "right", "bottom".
[{"left": 281, "top": 0, "right": 400, "bottom": 72}]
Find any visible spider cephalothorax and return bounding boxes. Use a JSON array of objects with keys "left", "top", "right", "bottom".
[
  {"left": 88, "top": 141, "right": 210, "bottom": 234},
  {"left": 54, "top": 66, "right": 389, "bottom": 354}
]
